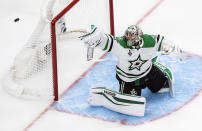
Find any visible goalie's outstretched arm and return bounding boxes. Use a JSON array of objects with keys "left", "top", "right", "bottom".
[{"left": 79, "top": 26, "right": 115, "bottom": 61}]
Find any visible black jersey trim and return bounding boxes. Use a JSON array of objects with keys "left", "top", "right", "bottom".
[
  {"left": 158, "top": 36, "right": 164, "bottom": 51},
  {"left": 108, "top": 34, "right": 114, "bottom": 52},
  {"left": 157, "top": 34, "right": 160, "bottom": 43}
]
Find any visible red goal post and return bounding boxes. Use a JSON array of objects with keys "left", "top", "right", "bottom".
[{"left": 51, "top": 0, "right": 115, "bottom": 101}]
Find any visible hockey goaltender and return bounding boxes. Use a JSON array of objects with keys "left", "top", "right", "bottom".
[{"left": 79, "top": 25, "right": 182, "bottom": 116}]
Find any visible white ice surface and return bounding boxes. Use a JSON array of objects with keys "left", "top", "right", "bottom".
[{"left": 0, "top": 0, "right": 202, "bottom": 131}]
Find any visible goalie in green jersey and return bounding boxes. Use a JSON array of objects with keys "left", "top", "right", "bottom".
[{"left": 79, "top": 25, "right": 182, "bottom": 116}]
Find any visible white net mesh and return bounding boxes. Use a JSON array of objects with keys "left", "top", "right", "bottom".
[{"left": 3, "top": 0, "right": 111, "bottom": 100}]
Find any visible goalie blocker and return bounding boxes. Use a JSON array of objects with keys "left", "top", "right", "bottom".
[{"left": 88, "top": 87, "right": 146, "bottom": 116}]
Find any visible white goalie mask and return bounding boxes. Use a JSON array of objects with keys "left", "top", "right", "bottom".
[{"left": 125, "top": 25, "right": 143, "bottom": 47}]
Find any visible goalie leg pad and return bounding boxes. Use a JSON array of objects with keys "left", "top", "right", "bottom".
[
  {"left": 88, "top": 87, "right": 146, "bottom": 116},
  {"left": 151, "top": 61, "right": 175, "bottom": 97}
]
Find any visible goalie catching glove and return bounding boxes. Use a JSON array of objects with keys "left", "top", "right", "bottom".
[
  {"left": 88, "top": 87, "right": 146, "bottom": 116},
  {"left": 79, "top": 27, "right": 107, "bottom": 48},
  {"left": 79, "top": 26, "right": 106, "bottom": 61}
]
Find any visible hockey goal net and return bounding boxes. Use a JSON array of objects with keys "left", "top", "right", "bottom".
[{"left": 3, "top": 0, "right": 114, "bottom": 101}]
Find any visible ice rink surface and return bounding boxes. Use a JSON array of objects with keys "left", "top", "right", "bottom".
[{"left": 0, "top": 0, "right": 202, "bottom": 131}]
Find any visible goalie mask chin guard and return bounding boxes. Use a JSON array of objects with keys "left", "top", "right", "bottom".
[{"left": 125, "top": 25, "right": 143, "bottom": 47}]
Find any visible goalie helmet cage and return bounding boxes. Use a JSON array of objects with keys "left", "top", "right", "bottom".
[
  {"left": 51, "top": 0, "right": 114, "bottom": 101},
  {"left": 3, "top": 0, "right": 115, "bottom": 101}
]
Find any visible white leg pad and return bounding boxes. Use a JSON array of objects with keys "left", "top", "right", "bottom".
[{"left": 88, "top": 87, "right": 146, "bottom": 116}]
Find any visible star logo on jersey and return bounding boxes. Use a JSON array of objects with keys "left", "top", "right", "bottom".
[{"left": 128, "top": 55, "right": 147, "bottom": 71}]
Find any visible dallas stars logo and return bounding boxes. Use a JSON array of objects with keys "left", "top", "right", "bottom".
[{"left": 128, "top": 55, "right": 147, "bottom": 71}]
